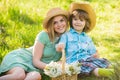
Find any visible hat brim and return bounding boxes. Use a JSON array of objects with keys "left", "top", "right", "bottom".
[
  {"left": 70, "top": 2, "right": 96, "bottom": 32},
  {"left": 43, "top": 8, "right": 69, "bottom": 28}
]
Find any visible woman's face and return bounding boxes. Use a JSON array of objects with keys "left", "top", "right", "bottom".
[{"left": 53, "top": 16, "right": 67, "bottom": 35}]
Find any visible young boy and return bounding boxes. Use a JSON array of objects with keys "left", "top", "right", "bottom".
[{"left": 56, "top": 2, "right": 114, "bottom": 77}]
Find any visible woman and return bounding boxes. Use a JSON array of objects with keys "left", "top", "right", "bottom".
[{"left": 0, "top": 7, "right": 69, "bottom": 80}]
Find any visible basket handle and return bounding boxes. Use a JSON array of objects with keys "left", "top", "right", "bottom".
[{"left": 62, "top": 49, "right": 66, "bottom": 74}]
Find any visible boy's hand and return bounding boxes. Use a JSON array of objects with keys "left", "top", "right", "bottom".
[
  {"left": 56, "top": 43, "right": 65, "bottom": 52},
  {"left": 92, "top": 50, "right": 99, "bottom": 58}
]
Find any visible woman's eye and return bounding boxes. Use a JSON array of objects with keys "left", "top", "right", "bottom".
[
  {"left": 60, "top": 19, "right": 64, "bottom": 22},
  {"left": 53, "top": 22, "right": 57, "bottom": 25}
]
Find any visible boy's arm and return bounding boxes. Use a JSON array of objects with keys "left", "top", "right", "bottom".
[
  {"left": 91, "top": 50, "right": 100, "bottom": 58},
  {"left": 87, "top": 37, "right": 99, "bottom": 58},
  {"left": 56, "top": 33, "right": 67, "bottom": 52},
  {"left": 56, "top": 43, "right": 65, "bottom": 52}
]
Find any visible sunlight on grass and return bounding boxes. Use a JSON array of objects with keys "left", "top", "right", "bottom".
[{"left": 0, "top": 0, "right": 120, "bottom": 80}]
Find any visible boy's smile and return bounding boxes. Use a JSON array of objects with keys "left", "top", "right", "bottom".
[{"left": 72, "top": 16, "right": 86, "bottom": 33}]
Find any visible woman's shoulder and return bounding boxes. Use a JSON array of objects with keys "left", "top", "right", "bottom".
[
  {"left": 38, "top": 30, "right": 47, "bottom": 35},
  {"left": 36, "top": 30, "right": 49, "bottom": 42},
  {"left": 37, "top": 30, "right": 48, "bottom": 37}
]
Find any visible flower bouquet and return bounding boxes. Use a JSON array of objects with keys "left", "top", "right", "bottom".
[
  {"left": 44, "top": 61, "right": 62, "bottom": 78},
  {"left": 44, "top": 50, "right": 81, "bottom": 80}
]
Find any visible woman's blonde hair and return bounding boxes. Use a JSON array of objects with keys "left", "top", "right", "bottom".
[{"left": 44, "top": 15, "right": 68, "bottom": 42}]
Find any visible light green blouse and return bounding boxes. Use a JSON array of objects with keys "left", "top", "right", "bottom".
[
  {"left": 0, "top": 31, "right": 61, "bottom": 74},
  {"left": 30, "top": 31, "right": 62, "bottom": 63}
]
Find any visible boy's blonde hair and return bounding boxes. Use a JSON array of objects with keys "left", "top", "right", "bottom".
[{"left": 69, "top": 9, "right": 90, "bottom": 32}]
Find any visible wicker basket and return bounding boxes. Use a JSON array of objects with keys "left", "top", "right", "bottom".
[
  {"left": 51, "top": 50, "right": 77, "bottom": 80},
  {"left": 52, "top": 74, "right": 77, "bottom": 80}
]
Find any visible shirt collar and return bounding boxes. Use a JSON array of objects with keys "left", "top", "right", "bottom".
[{"left": 70, "top": 28, "right": 85, "bottom": 35}]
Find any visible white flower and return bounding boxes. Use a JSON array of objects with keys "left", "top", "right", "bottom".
[
  {"left": 65, "top": 61, "right": 81, "bottom": 76},
  {"left": 44, "top": 61, "right": 81, "bottom": 77},
  {"left": 44, "top": 61, "right": 62, "bottom": 77},
  {"left": 65, "top": 64, "right": 73, "bottom": 76}
]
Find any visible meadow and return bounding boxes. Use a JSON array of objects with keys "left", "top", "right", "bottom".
[{"left": 0, "top": 0, "right": 120, "bottom": 80}]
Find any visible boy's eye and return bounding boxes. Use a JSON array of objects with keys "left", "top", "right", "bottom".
[
  {"left": 73, "top": 18, "right": 77, "bottom": 20},
  {"left": 80, "top": 18, "right": 85, "bottom": 21},
  {"left": 80, "top": 19, "right": 83, "bottom": 21}
]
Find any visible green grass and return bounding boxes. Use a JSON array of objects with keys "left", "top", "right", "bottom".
[{"left": 0, "top": 0, "right": 120, "bottom": 80}]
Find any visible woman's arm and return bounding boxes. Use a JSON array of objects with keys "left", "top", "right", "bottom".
[{"left": 32, "top": 41, "right": 46, "bottom": 69}]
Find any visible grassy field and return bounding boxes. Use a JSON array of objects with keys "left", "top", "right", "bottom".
[{"left": 0, "top": 0, "right": 120, "bottom": 80}]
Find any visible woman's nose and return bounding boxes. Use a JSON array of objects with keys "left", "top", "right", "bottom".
[{"left": 57, "top": 22, "right": 62, "bottom": 27}]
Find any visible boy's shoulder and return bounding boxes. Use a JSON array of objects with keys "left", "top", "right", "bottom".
[{"left": 63, "top": 31, "right": 73, "bottom": 36}]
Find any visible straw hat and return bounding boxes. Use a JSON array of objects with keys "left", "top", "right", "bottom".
[
  {"left": 43, "top": 8, "right": 69, "bottom": 28},
  {"left": 70, "top": 2, "right": 96, "bottom": 32}
]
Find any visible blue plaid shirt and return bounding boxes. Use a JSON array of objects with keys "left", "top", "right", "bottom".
[{"left": 59, "top": 28, "right": 97, "bottom": 64}]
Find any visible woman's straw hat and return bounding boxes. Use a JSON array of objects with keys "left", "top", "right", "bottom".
[
  {"left": 43, "top": 8, "right": 69, "bottom": 28},
  {"left": 70, "top": 2, "right": 96, "bottom": 32}
]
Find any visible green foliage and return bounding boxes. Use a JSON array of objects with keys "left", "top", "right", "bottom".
[
  {"left": 0, "top": 0, "right": 120, "bottom": 80},
  {"left": 112, "top": 62, "right": 120, "bottom": 80}
]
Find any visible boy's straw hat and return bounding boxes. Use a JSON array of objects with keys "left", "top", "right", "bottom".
[
  {"left": 70, "top": 2, "right": 96, "bottom": 32},
  {"left": 43, "top": 8, "right": 69, "bottom": 28}
]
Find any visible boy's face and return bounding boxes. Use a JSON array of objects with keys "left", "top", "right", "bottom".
[{"left": 72, "top": 16, "right": 86, "bottom": 33}]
